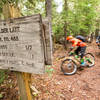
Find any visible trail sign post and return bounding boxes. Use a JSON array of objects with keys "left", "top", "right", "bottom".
[{"left": 2, "top": 4, "right": 52, "bottom": 100}]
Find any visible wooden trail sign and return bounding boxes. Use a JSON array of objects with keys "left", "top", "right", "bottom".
[{"left": 0, "top": 14, "right": 45, "bottom": 74}]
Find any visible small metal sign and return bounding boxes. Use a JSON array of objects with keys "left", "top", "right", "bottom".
[{"left": 0, "top": 14, "right": 45, "bottom": 74}]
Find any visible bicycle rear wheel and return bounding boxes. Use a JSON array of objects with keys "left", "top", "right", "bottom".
[
  {"left": 61, "top": 59, "right": 77, "bottom": 75},
  {"left": 83, "top": 53, "right": 95, "bottom": 67}
]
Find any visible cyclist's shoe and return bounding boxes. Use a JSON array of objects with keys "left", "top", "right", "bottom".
[
  {"left": 75, "top": 55, "right": 79, "bottom": 58},
  {"left": 80, "top": 62, "right": 87, "bottom": 67}
]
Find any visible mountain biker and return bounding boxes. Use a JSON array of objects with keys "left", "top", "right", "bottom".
[
  {"left": 66, "top": 35, "right": 87, "bottom": 66},
  {"left": 96, "top": 35, "right": 100, "bottom": 49}
]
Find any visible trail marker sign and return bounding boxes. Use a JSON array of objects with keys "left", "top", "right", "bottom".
[{"left": 0, "top": 14, "right": 45, "bottom": 74}]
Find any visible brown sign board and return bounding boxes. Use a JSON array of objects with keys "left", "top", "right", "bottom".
[{"left": 0, "top": 14, "right": 45, "bottom": 74}]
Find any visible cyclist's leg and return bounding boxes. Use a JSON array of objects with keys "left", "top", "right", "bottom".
[
  {"left": 80, "top": 46, "right": 86, "bottom": 65},
  {"left": 75, "top": 47, "right": 81, "bottom": 55},
  {"left": 80, "top": 46, "right": 86, "bottom": 58}
]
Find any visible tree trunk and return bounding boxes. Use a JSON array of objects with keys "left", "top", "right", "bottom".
[
  {"left": 45, "top": 0, "right": 52, "bottom": 19},
  {"left": 45, "top": 0, "right": 52, "bottom": 37},
  {"left": 45, "top": 0, "right": 53, "bottom": 55},
  {"left": 64, "top": 22, "right": 67, "bottom": 49},
  {"left": 64, "top": 0, "right": 68, "bottom": 49}
]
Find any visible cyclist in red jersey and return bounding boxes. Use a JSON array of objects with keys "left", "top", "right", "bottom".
[{"left": 66, "top": 36, "right": 87, "bottom": 66}]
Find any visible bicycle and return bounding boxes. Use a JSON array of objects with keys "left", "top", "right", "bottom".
[{"left": 60, "top": 50, "right": 95, "bottom": 75}]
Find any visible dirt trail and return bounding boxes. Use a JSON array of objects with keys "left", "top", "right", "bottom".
[
  {"left": 0, "top": 41, "right": 100, "bottom": 100},
  {"left": 32, "top": 41, "right": 100, "bottom": 100}
]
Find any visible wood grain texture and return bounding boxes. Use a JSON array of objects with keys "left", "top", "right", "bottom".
[
  {"left": 42, "top": 18, "right": 52, "bottom": 65},
  {"left": 0, "top": 14, "right": 45, "bottom": 74}
]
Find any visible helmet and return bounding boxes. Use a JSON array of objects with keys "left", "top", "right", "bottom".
[{"left": 66, "top": 36, "right": 73, "bottom": 40}]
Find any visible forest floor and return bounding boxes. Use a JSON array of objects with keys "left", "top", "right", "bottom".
[{"left": 0, "top": 41, "right": 100, "bottom": 100}]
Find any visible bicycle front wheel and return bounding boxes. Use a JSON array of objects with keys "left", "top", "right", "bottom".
[
  {"left": 84, "top": 53, "right": 95, "bottom": 67},
  {"left": 61, "top": 59, "right": 77, "bottom": 75}
]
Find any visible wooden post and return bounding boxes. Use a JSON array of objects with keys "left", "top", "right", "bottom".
[
  {"left": 42, "top": 18, "right": 52, "bottom": 65},
  {"left": 3, "top": 3, "right": 33, "bottom": 100},
  {"left": 16, "top": 72, "right": 32, "bottom": 100}
]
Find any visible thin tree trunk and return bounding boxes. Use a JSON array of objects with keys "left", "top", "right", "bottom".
[
  {"left": 45, "top": 0, "right": 52, "bottom": 19},
  {"left": 64, "top": 0, "right": 68, "bottom": 49},
  {"left": 45, "top": 0, "right": 52, "bottom": 37},
  {"left": 64, "top": 22, "right": 67, "bottom": 49},
  {"left": 45, "top": 0, "right": 53, "bottom": 54}
]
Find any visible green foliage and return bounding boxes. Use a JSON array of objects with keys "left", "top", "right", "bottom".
[
  {"left": 0, "top": 0, "right": 100, "bottom": 41},
  {"left": 53, "top": 0, "right": 100, "bottom": 40},
  {"left": 21, "top": 0, "right": 45, "bottom": 16},
  {"left": 0, "top": 0, "right": 46, "bottom": 18},
  {"left": 0, "top": 70, "right": 7, "bottom": 84},
  {"left": 0, "top": 93, "right": 3, "bottom": 99},
  {"left": 46, "top": 65, "right": 55, "bottom": 77}
]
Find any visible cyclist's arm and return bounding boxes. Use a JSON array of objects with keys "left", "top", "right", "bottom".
[{"left": 69, "top": 46, "right": 78, "bottom": 53}]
